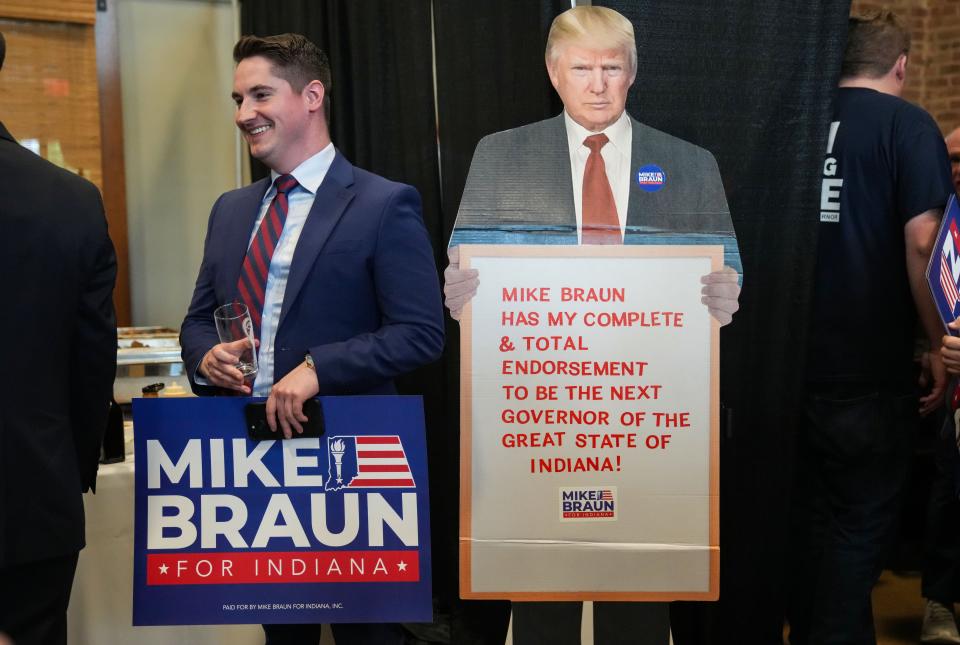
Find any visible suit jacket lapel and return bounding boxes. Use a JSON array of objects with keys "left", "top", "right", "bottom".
[
  {"left": 220, "top": 177, "right": 271, "bottom": 300},
  {"left": 277, "top": 151, "right": 356, "bottom": 329}
]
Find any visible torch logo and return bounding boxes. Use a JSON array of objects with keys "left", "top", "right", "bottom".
[{"left": 330, "top": 438, "right": 347, "bottom": 485}]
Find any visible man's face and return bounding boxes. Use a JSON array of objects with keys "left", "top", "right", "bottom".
[
  {"left": 947, "top": 130, "right": 960, "bottom": 194},
  {"left": 232, "top": 56, "right": 312, "bottom": 173},
  {"left": 547, "top": 44, "right": 635, "bottom": 133}
]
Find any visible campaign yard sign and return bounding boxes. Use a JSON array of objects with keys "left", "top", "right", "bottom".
[
  {"left": 459, "top": 245, "right": 721, "bottom": 601},
  {"left": 131, "top": 396, "right": 431, "bottom": 625},
  {"left": 927, "top": 194, "right": 960, "bottom": 331}
]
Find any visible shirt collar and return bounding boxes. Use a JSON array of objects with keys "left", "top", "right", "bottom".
[
  {"left": 563, "top": 110, "right": 631, "bottom": 158},
  {"left": 268, "top": 142, "right": 336, "bottom": 197}
]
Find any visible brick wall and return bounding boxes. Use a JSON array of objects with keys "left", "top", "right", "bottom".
[
  {"left": 850, "top": 0, "right": 960, "bottom": 134},
  {"left": 926, "top": 1, "right": 960, "bottom": 133}
]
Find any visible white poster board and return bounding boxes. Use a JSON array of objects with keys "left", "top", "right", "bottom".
[{"left": 459, "top": 245, "right": 720, "bottom": 601}]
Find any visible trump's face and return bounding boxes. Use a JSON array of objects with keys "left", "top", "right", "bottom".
[{"left": 547, "top": 44, "right": 635, "bottom": 133}]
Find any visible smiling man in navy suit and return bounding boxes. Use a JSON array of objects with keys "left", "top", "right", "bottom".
[{"left": 179, "top": 33, "right": 444, "bottom": 645}]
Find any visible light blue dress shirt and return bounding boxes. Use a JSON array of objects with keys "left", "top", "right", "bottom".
[{"left": 250, "top": 144, "right": 335, "bottom": 395}]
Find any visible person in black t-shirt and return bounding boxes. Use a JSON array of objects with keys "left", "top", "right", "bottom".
[{"left": 789, "top": 11, "right": 953, "bottom": 645}]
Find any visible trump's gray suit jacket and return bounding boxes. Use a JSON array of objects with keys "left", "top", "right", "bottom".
[{"left": 449, "top": 113, "right": 741, "bottom": 275}]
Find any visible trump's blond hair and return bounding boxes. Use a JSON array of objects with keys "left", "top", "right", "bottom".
[{"left": 545, "top": 6, "right": 637, "bottom": 73}]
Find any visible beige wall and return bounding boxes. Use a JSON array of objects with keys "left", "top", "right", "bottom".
[{"left": 119, "top": 0, "right": 240, "bottom": 328}]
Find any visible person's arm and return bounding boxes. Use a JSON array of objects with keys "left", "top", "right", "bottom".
[
  {"left": 941, "top": 318, "right": 960, "bottom": 375},
  {"left": 70, "top": 190, "right": 117, "bottom": 493},
  {"left": 180, "top": 194, "right": 249, "bottom": 395},
  {"left": 906, "top": 208, "right": 947, "bottom": 414},
  {"left": 268, "top": 185, "right": 445, "bottom": 437}
]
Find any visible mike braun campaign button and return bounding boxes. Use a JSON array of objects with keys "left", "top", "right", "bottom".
[{"left": 637, "top": 164, "right": 666, "bottom": 192}]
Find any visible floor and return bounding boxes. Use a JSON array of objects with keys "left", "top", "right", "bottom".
[
  {"left": 510, "top": 573, "right": 931, "bottom": 645},
  {"left": 871, "top": 571, "right": 926, "bottom": 645},
  {"left": 781, "top": 570, "right": 927, "bottom": 645},
  {"left": 363, "top": 570, "right": 931, "bottom": 645}
]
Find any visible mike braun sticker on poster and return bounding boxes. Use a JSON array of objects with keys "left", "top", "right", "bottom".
[{"left": 132, "top": 396, "right": 432, "bottom": 625}]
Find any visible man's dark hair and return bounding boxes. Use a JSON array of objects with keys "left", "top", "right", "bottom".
[
  {"left": 842, "top": 11, "right": 911, "bottom": 79},
  {"left": 233, "top": 33, "right": 331, "bottom": 101},
  {"left": 0, "top": 32, "right": 6, "bottom": 72}
]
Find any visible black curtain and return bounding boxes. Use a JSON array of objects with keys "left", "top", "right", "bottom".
[
  {"left": 240, "top": 1, "right": 849, "bottom": 642},
  {"left": 599, "top": 1, "right": 850, "bottom": 643},
  {"left": 433, "top": 1, "right": 566, "bottom": 238}
]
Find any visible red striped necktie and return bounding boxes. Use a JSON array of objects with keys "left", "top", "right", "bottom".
[{"left": 237, "top": 174, "right": 299, "bottom": 339}]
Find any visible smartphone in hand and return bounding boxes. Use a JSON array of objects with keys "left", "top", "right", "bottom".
[{"left": 244, "top": 399, "right": 324, "bottom": 440}]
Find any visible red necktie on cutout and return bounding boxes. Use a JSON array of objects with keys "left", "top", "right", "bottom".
[{"left": 582, "top": 133, "right": 621, "bottom": 245}]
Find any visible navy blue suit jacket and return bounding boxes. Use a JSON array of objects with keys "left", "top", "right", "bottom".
[
  {"left": 180, "top": 151, "right": 444, "bottom": 395},
  {"left": 0, "top": 121, "right": 116, "bottom": 566}
]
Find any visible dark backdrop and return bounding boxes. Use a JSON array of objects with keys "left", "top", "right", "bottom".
[{"left": 240, "top": 1, "right": 850, "bottom": 643}]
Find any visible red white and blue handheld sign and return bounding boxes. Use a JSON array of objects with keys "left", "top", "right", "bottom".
[
  {"left": 132, "top": 396, "right": 432, "bottom": 625},
  {"left": 926, "top": 194, "right": 960, "bottom": 333}
]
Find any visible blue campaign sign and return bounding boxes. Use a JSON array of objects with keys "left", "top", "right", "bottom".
[
  {"left": 926, "top": 194, "right": 960, "bottom": 333},
  {"left": 131, "top": 396, "right": 432, "bottom": 625}
]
